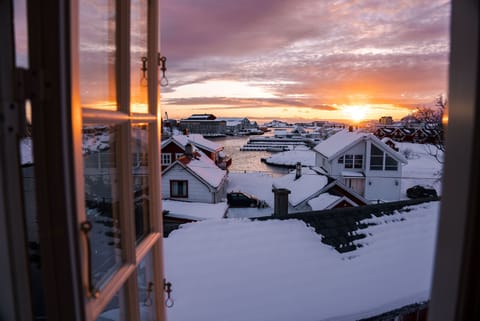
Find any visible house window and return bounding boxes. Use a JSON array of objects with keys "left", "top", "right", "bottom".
[
  {"left": 370, "top": 145, "right": 384, "bottom": 170},
  {"left": 175, "top": 152, "right": 184, "bottom": 160},
  {"left": 385, "top": 155, "right": 398, "bottom": 171},
  {"left": 162, "top": 153, "right": 172, "bottom": 165},
  {"left": 344, "top": 155, "right": 353, "bottom": 168},
  {"left": 343, "top": 154, "right": 363, "bottom": 169},
  {"left": 338, "top": 156, "right": 344, "bottom": 164},
  {"left": 354, "top": 155, "right": 363, "bottom": 169},
  {"left": 370, "top": 145, "right": 398, "bottom": 171},
  {"left": 170, "top": 180, "right": 188, "bottom": 198}
]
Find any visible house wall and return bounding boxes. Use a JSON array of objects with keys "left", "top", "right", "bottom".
[
  {"left": 364, "top": 141, "right": 402, "bottom": 201},
  {"left": 329, "top": 143, "right": 366, "bottom": 177},
  {"left": 162, "top": 164, "right": 215, "bottom": 203},
  {"left": 161, "top": 143, "right": 184, "bottom": 171},
  {"left": 315, "top": 154, "right": 331, "bottom": 172}
]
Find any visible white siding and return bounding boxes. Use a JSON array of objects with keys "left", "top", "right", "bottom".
[
  {"left": 364, "top": 177, "right": 401, "bottom": 201},
  {"left": 162, "top": 164, "right": 215, "bottom": 203},
  {"left": 330, "top": 142, "right": 366, "bottom": 176}
]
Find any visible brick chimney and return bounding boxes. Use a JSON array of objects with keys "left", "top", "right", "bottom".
[
  {"left": 272, "top": 188, "right": 290, "bottom": 216},
  {"left": 184, "top": 143, "right": 194, "bottom": 159},
  {"left": 295, "top": 162, "right": 302, "bottom": 180}
]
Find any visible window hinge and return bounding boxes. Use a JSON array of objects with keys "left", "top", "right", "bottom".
[{"left": 14, "top": 67, "right": 43, "bottom": 103}]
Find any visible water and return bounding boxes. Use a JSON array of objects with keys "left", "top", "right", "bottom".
[{"left": 209, "top": 136, "right": 290, "bottom": 177}]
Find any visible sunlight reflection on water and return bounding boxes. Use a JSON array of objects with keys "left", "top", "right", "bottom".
[{"left": 209, "top": 136, "right": 290, "bottom": 177}]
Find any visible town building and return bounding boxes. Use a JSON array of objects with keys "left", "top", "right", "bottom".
[
  {"left": 179, "top": 114, "right": 227, "bottom": 136},
  {"left": 314, "top": 129, "right": 408, "bottom": 202},
  {"left": 271, "top": 165, "right": 368, "bottom": 212},
  {"left": 160, "top": 134, "right": 231, "bottom": 171},
  {"left": 162, "top": 145, "right": 228, "bottom": 204}
]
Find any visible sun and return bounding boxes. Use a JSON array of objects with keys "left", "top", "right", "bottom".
[{"left": 342, "top": 105, "right": 368, "bottom": 122}]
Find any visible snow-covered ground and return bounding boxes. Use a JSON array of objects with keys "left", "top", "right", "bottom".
[
  {"left": 164, "top": 202, "right": 439, "bottom": 321},
  {"left": 396, "top": 142, "right": 443, "bottom": 197}
]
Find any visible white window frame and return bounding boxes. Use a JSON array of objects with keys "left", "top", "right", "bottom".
[{"left": 162, "top": 153, "right": 172, "bottom": 165}]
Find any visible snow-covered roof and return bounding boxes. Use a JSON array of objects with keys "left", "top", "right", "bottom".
[
  {"left": 272, "top": 168, "right": 329, "bottom": 207},
  {"left": 308, "top": 193, "right": 341, "bottom": 210},
  {"left": 217, "top": 118, "right": 247, "bottom": 126},
  {"left": 265, "top": 149, "right": 316, "bottom": 167},
  {"left": 314, "top": 129, "right": 408, "bottom": 163},
  {"left": 314, "top": 130, "right": 370, "bottom": 159},
  {"left": 162, "top": 200, "right": 228, "bottom": 221},
  {"left": 162, "top": 134, "right": 222, "bottom": 152},
  {"left": 173, "top": 150, "right": 227, "bottom": 188},
  {"left": 164, "top": 202, "right": 439, "bottom": 321},
  {"left": 341, "top": 170, "right": 364, "bottom": 177},
  {"left": 308, "top": 193, "right": 358, "bottom": 210}
]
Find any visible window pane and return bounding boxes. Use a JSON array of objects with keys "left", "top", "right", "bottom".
[
  {"left": 79, "top": 0, "right": 117, "bottom": 110},
  {"left": 131, "top": 0, "right": 149, "bottom": 113},
  {"left": 83, "top": 125, "right": 123, "bottom": 287},
  {"left": 385, "top": 155, "right": 398, "bottom": 171},
  {"left": 132, "top": 124, "right": 150, "bottom": 243},
  {"left": 96, "top": 286, "right": 126, "bottom": 321},
  {"left": 138, "top": 252, "right": 156, "bottom": 321},
  {"left": 354, "top": 155, "right": 363, "bottom": 169},
  {"left": 344, "top": 155, "right": 353, "bottom": 168}
]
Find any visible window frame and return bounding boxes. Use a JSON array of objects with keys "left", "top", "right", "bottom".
[
  {"left": 161, "top": 153, "right": 172, "bottom": 165},
  {"left": 428, "top": 1, "right": 480, "bottom": 320},
  {"left": 170, "top": 180, "right": 189, "bottom": 198},
  {"left": 73, "top": 0, "right": 166, "bottom": 320}
]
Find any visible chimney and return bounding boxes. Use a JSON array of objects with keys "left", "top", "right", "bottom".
[
  {"left": 348, "top": 125, "right": 353, "bottom": 132},
  {"left": 185, "top": 143, "right": 194, "bottom": 158},
  {"left": 272, "top": 188, "right": 290, "bottom": 216},
  {"left": 295, "top": 162, "right": 302, "bottom": 180},
  {"left": 183, "top": 128, "right": 189, "bottom": 136}
]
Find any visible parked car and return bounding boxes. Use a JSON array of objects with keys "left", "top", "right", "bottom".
[
  {"left": 227, "top": 191, "right": 261, "bottom": 207},
  {"left": 406, "top": 185, "right": 438, "bottom": 199}
]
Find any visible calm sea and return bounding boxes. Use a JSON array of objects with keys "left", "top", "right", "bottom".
[{"left": 209, "top": 136, "right": 290, "bottom": 177}]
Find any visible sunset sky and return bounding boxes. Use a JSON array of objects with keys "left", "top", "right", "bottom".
[{"left": 160, "top": 0, "right": 450, "bottom": 123}]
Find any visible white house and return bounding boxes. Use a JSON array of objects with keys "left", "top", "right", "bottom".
[
  {"left": 162, "top": 147, "right": 228, "bottom": 203},
  {"left": 272, "top": 166, "right": 368, "bottom": 212},
  {"left": 313, "top": 129, "right": 408, "bottom": 202}
]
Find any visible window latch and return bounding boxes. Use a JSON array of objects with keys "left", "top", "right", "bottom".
[{"left": 164, "top": 278, "right": 174, "bottom": 308}]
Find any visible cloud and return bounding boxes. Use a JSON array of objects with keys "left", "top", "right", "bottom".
[{"left": 161, "top": 0, "right": 450, "bottom": 105}]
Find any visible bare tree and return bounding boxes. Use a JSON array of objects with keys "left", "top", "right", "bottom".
[{"left": 412, "top": 95, "right": 446, "bottom": 163}]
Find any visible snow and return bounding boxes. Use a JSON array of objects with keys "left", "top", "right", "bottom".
[
  {"left": 181, "top": 151, "right": 227, "bottom": 188},
  {"left": 272, "top": 167, "right": 328, "bottom": 207},
  {"left": 163, "top": 134, "right": 222, "bottom": 152},
  {"left": 163, "top": 200, "right": 228, "bottom": 220},
  {"left": 314, "top": 130, "right": 370, "bottom": 159},
  {"left": 20, "top": 137, "right": 33, "bottom": 165},
  {"left": 396, "top": 142, "right": 443, "bottom": 197},
  {"left": 227, "top": 172, "right": 275, "bottom": 218},
  {"left": 164, "top": 201, "right": 439, "bottom": 321},
  {"left": 341, "top": 170, "right": 364, "bottom": 177},
  {"left": 264, "top": 148, "right": 316, "bottom": 167},
  {"left": 308, "top": 193, "right": 342, "bottom": 210}
]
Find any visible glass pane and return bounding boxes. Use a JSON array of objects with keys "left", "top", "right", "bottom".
[
  {"left": 138, "top": 252, "right": 156, "bottom": 321},
  {"left": 83, "top": 124, "right": 122, "bottom": 287},
  {"left": 96, "top": 286, "right": 126, "bottom": 321},
  {"left": 132, "top": 124, "right": 150, "bottom": 242},
  {"left": 79, "top": 0, "right": 117, "bottom": 110},
  {"left": 131, "top": 0, "right": 149, "bottom": 113}
]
